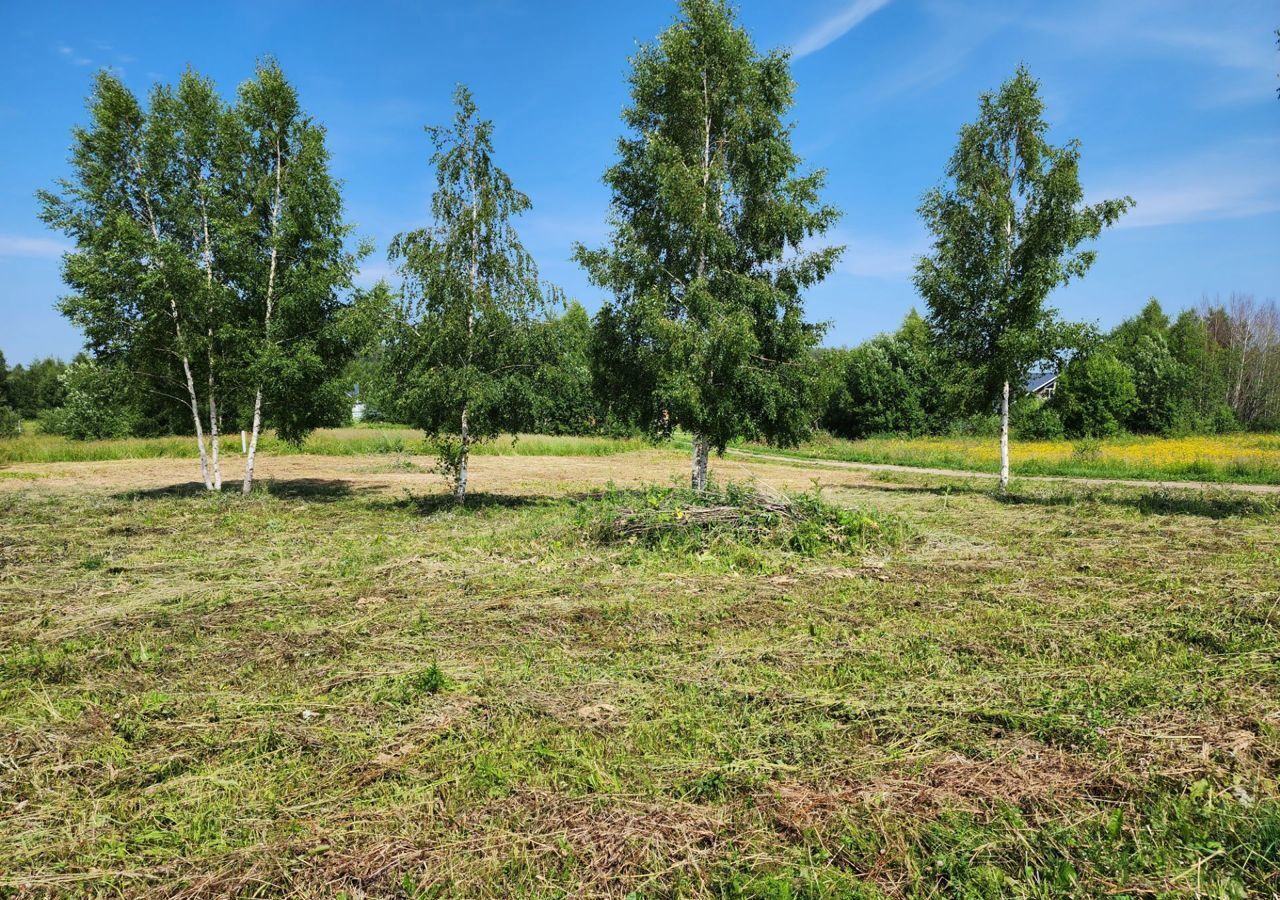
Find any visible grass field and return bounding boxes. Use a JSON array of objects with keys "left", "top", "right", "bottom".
[
  {"left": 0, "top": 425, "right": 650, "bottom": 466},
  {"left": 2, "top": 450, "right": 1277, "bottom": 897},
  {"left": 754, "top": 432, "right": 1280, "bottom": 486}
]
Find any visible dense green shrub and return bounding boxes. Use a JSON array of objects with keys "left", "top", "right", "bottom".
[
  {"left": 5, "top": 357, "right": 68, "bottom": 418},
  {"left": 0, "top": 405, "right": 21, "bottom": 438},
  {"left": 1011, "top": 396, "right": 1064, "bottom": 440},
  {"left": 38, "top": 360, "right": 139, "bottom": 441},
  {"left": 1054, "top": 353, "right": 1138, "bottom": 437},
  {"left": 822, "top": 311, "right": 943, "bottom": 439}
]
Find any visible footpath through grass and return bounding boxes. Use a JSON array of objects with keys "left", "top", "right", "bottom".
[
  {"left": 1, "top": 455, "right": 1277, "bottom": 897},
  {"left": 747, "top": 432, "right": 1280, "bottom": 486},
  {"left": 0, "top": 425, "right": 651, "bottom": 466}
]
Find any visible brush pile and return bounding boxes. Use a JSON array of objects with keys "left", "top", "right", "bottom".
[{"left": 582, "top": 481, "right": 907, "bottom": 557}]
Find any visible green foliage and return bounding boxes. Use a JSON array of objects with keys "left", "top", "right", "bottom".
[
  {"left": 575, "top": 0, "right": 840, "bottom": 465},
  {"left": 823, "top": 310, "right": 942, "bottom": 438},
  {"left": 1010, "top": 395, "right": 1065, "bottom": 440},
  {"left": 1051, "top": 298, "right": 1267, "bottom": 437},
  {"left": 580, "top": 481, "right": 908, "bottom": 563},
  {"left": 915, "top": 66, "right": 1131, "bottom": 406},
  {"left": 36, "top": 358, "right": 140, "bottom": 440},
  {"left": 4, "top": 357, "right": 69, "bottom": 418},
  {"left": 380, "top": 85, "right": 556, "bottom": 500},
  {"left": 232, "top": 60, "right": 363, "bottom": 447},
  {"left": 38, "top": 63, "right": 360, "bottom": 471},
  {"left": 1054, "top": 352, "right": 1138, "bottom": 437},
  {"left": 524, "top": 302, "right": 602, "bottom": 435},
  {"left": 0, "top": 405, "right": 21, "bottom": 438}
]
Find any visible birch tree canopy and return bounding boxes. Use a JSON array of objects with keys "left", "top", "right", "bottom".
[
  {"left": 914, "top": 65, "right": 1132, "bottom": 491},
  {"left": 39, "top": 61, "right": 361, "bottom": 492},
  {"left": 383, "top": 85, "right": 556, "bottom": 505},
  {"left": 574, "top": 0, "right": 841, "bottom": 491}
]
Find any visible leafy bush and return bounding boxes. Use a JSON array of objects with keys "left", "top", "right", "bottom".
[
  {"left": 821, "top": 311, "right": 943, "bottom": 439},
  {"left": 1011, "top": 397, "right": 1064, "bottom": 440},
  {"left": 580, "top": 481, "right": 908, "bottom": 560},
  {"left": 38, "top": 360, "right": 139, "bottom": 440},
  {"left": 1071, "top": 437, "right": 1103, "bottom": 461},
  {"left": 0, "top": 405, "right": 21, "bottom": 438},
  {"left": 946, "top": 413, "right": 1001, "bottom": 438},
  {"left": 1054, "top": 352, "right": 1137, "bottom": 437}
]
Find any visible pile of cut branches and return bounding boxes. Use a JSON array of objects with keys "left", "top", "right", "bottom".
[{"left": 581, "top": 481, "right": 907, "bottom": 557}]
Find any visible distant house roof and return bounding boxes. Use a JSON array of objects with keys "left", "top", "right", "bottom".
[{"left": 1024, "top": 372, "right": 1058, "bottom": 394}]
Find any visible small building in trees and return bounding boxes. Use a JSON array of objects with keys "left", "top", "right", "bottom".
[{"left": 1025, "top": 372, "right": 1058, "bottom": 401}]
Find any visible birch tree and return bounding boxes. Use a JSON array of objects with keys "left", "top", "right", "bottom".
[
  {"left": 575, "top": 0, "right": 840, "bottom": 490},
  {"left": 914, "top": 66, "right": 1131, "bottom": 492},
  {"left": 40, "top": 71, "right": 224, "bottom": 488},
  {"left": 385, "top": 85, "right": 553, "bottom": 504},
  {"left": 232, "top": 60, "right": 360, "bottom": 493},
  {"left": 41, "top": 64, "right": 359, "bottom": 492}
]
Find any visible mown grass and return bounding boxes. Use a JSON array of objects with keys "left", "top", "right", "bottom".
[
  {"left": 1, "top": 460, "right": 1278, "bottom": 897},
  {"left": 748, "top": 432, "right": 1280, "bottom": 485},
  {"left": 0, "top": 425, "right": 651, "bottom": 466}
]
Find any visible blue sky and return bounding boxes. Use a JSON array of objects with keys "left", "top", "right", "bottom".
[{"left": 1, "top": 0, "right": 1277, "bottom": 365}]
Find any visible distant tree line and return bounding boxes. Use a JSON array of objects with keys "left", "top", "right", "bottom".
[
  {"left": 818, "top": 295, "right": 1280, "bottom": 442},
  {"left": 0, "top": 354, "right": 69, "bottom": 420}
]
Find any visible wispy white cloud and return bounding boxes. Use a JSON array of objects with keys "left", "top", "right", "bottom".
[
  {"left": 0, "top": 235, "right": 68, "bottom": 259},
  {"left": 826, "top": 228, "right": 927, "bottom": 280},
  {"left": 56, "top": 43, "right": 92, "bottom": 66},
  {"left": 1025, "top": 2, "right": 1277, "bottom": 107},
  {"left": 791, "top": 0, "right": 893, "bottom": 60},
  {"left": 858, "top": 3, "right": 1012, "bottom": 102},
  {"left": 1096, "top": 138, "right": 1280, "bottom": 229}
]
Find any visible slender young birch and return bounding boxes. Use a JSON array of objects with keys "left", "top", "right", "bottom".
[
  {"left": 915, "top": 66, "right": 1131, "bottom": 492},
  {"left": 234, "top": 59, "right": 359, "bottom": 494},
  {"left": 385, "top": 85, "right": 553, "bottom": 505},
  {"left": 575, "top": 0, "right": 839, "bottom": 490},
  {"left": 241, "top": 132, "right": 282, "bottom": 495},
  {"left": 164, "top": 70, "right": 236, "bottom": 490}
]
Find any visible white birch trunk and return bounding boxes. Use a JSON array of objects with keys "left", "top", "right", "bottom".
[
  {"left": 182, "top": 351, "right": 212, "bottom": 491},
  {"left": 691, "top": 432, "right": 710, "bottom": 492},
  {"left": 243, "top": 138, "right": 283, "bottom": 495},
  {"left": 202, "top": 210, "right": 222, "bottom": 491},
  {"left": 135, "top": 152, "right": 212, "bottom": 490},
  {"left": 453, "top": 139, "right": 479, "bottom": 506},
  {"left": 455, "top": 406, "right": 469, "bottom": 504},
  {"left": 154, "top": 230, "right": 212, "bottom": 490},
  {"left": 695, "top": 69, "right": 711, "bottom": 283},
  {"left": 999, "top": 379, "right": 1010, "bottom": 494},
  {"left": 243, "top": 387, "right": 264, "bottom": 493},
  {"left": 208, "top": 369, "right": 221, "bottom": 491}
]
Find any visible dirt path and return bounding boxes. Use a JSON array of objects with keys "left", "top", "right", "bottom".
[
  {"left": 0, "top": 450, "right": 885, "bottom": 498},
  {"left": 727, "top": 448, "right": 1280, "bottom": 495},
  {"left": 5, "top": 447, "right": 1277, "bottom": 498}
]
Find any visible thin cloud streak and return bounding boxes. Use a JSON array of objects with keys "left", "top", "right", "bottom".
[
  {"left": 791, "top": 0, "right": 892, "bottom": 59},
  {"left": 1098, "top": 139, "right": 1280, "bottom": 229},
  {"left": 0, "top": 235, "right": 68, "bottom": 258},
  {"left": 825, "top": 228, "right": 927, "bottom": 280}
]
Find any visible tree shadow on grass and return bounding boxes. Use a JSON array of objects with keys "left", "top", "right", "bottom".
[
  {"left": 994, "top": 486, "right": 1278, "bottom": 520},
  {"left": 371, "top": 491, "right": 557, "bottom": 517},
  {"left": 116, "top": 478, "right": 367, "bottom": 503},
  {"left": 870, "top": 481, "right": 1278, "bottom": 520}
]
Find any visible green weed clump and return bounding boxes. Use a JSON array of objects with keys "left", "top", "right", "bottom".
[{"left": 580, "top": 481, "right": 908, "bottom": 559}]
